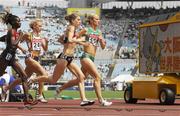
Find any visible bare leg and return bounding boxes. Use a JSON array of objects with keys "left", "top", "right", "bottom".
[
  {"left": 68, "top": 63, "right": 87, "bottom": 101},
  {"left": 58, "top": 78, "right": 79, "bottom": 92},
  {"left": 25, "top": 57, "right": 48, "bottom": 97},
  {"left": 0, "top": 58, "right": 8, "bottom": 76},
  {"left": 57, "top": 64, "right": 81, "bottom": 92},
  {"left": 64, "top": 63, "right": 95, "bottom": 106},
  {"left": 81, "top": 58, "right": 104, "bottom": 102},
  {"left": 12, "top": 60, "right": 29, "bottom": 101},
  {"left": 32, "top": 59, "right": 67, "bottom": 84},
  {"left": 7, "top": 58, "right": 33, "bottom": 92},
  {"left": 0, "top": 59, "right": 10, "bottom": 92}
]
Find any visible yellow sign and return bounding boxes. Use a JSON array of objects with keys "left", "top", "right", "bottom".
[
  {"left": 139, "top": 13, "right": 180, "bottom": 73},
  {"left": 67, "top": 8, "right": 100, "bottom": 16}
]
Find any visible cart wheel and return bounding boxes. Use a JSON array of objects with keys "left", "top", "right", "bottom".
[
  {"left": 124, "top": 87, "right": 137, "bottom": 104},
  {"left": 159, "top": 88, "right": 175, "bottom": 105}
]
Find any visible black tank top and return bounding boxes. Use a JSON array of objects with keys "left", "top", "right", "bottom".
[{"left": 6, "top": 30, "right": 20, "bottom": 52}]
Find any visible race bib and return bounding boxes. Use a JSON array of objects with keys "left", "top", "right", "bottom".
[
  {"left": 32, "top": 39, "right": 42, "bottom": 51},
  {"left": 5, "top": 53, "right": 12, "bottom": 61},
  {"left": 89, "top": 37, "right": 98, "bottom": 46},
  {"left": 88, "top": 34, "right": 99, "bottom": 46}
]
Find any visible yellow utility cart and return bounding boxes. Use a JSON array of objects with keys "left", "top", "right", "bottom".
[{"left": 124, "top": 12, "right": 180, "bottom": 105}]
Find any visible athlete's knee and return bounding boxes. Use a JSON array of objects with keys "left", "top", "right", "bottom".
[
  {"left": 44, "top": 72, "right": 48, "bottom": 76},
  {"left": 21, "top": 77, "right": 27, "bottom": 82},
  {"left": 94, "top": 76, "right": 101, "bottom": 83},
  {"left": 20, "top": 74, "right": 28, "bottom": 83},
  {"left": 74, "top": 78, "right": 80, "bottom": 84},
  {"left": 49, "top": 79, "right": 57, "bottom": 84},
  {"left": 40, "top": 70, "right": 48, "bottom": 76},
  {"left": 78, "top": 75, "right": 85, "bottom": 83},
  {"left": 50, "top": 81, "right": 56, "bottom": 84},
  {"left": 38, "top": 82, "right": 44, "bottom": 86},
  {"left": 19, "top": 72, "right": 28, "bottom": 80},
  {"left": 15, "top": 78, "right": 22, "bottom": 85}
]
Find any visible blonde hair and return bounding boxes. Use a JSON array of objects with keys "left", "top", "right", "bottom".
[
  {"left": 29, "top": 19, "right": 42, "bottom": 29},
  {"left": 87, "top": 14, "right": 99, "bottom": 24}
]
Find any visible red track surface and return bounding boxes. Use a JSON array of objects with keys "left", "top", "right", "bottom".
[{"left": 1, "top": 99, "right": 180, "bottom": 116}]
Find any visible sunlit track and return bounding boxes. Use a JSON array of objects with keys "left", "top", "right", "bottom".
[
  {"left": 1, "top": 104, "right": 180, "bottom": 112},
  {"left": 1, "top": 100, "right": 180, "bottom": 116},
  {"left": 0, "top": 100, "right": 180, "bottom": 112}
]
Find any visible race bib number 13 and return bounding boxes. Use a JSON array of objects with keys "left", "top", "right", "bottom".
[{"left": 5, "top": 53, "right": 12, "bottom": 61}]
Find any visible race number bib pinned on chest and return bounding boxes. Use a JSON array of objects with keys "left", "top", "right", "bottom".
[
  {"left": 32, "top": 39, "right": 42, "bottom": 51},
  {"left": 86, "top": 27, "right": 101, "bottom": 47},
  {"left": 88, "top": 34, "right": 99, "bottom": 46},
  {"left": 5, "top": 53, "right": 12, "bottom": 61}
]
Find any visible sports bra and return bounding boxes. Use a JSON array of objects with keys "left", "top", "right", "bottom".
[
  {"left": 85, "top": 27, "right": 101, "bottom": 46},
  {"left": 30, "top": 33, "right": 43, "bottom": 51}
]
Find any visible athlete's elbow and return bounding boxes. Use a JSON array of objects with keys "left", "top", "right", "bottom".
[
  {"left": 101, "top": 46, "right": 106, "bottom": 49},
  {"left": 49, "top": 80, "right": 57, "bottom": 84},
  {"left": 43, "top": 47, "right": 48, "bottom": 51}
]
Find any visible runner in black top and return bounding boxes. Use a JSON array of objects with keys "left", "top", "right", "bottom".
[{"left": 0, "top": 13, "right": 37, "bottom": 105}]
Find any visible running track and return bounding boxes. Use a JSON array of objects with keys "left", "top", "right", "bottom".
[{"left": 1, "top": 99, "right": 180, "bottom": 116}]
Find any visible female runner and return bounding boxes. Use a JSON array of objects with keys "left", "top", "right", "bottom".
[
  {"left": 5, "top": 19, "right": 48, "bottom": 103},
  {"left": 28, "top": 13, "right": 94, "bottom": 106},
  {"left": 0, "top": 13, "right": 37, "bottom": 105},
  {"left": 55, "top": 14, "right": 112, "bottom": 106}
]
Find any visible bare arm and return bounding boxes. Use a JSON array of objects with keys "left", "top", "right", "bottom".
[
  {"left": 99, "top": 33, "right": 106, "bottom": 49},
  {"left": 58, "top": 34, "right": 65, "bottom": 44},
  {"left": 66, "top": 26, "right": 86, "bottom": 43},
  {"left": 76, "top": 36, "right": 90, "bottom": 47},
  {"left": 41, "top": 38, "right": 48, "bottom": 51},
  {"left": 66, "top": 26, "right": 77, "bottom": 43},
  {"left": 76, "top": 28, "right": 87, "bottom": 38},
  {"left": 22, "top": 33, "right": 32, "bottom": 52}
]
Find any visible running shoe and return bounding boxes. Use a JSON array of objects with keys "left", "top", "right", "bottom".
[
  {"left": 80, "top": 100, "right": 95, "bottom": 106},
  {"left": 100, "top": 100, "right": 112, "bottom": 106},
  {"left": 37, "top": 95, "right": 48, "bottom": 103}
]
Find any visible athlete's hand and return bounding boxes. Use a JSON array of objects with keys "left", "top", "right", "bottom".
[
  {"left": 99, "top": 36, "right": 106, "bottom": 44},
  {"left": 21, "top": 33, "right": 31, "bottom": 42},
  {"left": 99, "top": 35, "right": 106, "bottom": 49}
]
